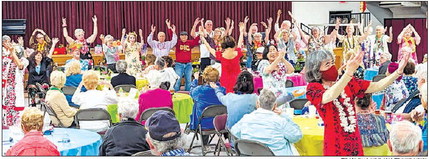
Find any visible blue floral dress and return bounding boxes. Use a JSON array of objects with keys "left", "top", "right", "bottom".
[
  {"left": 402, "top": 75, "right": 418, "bottom": 94},
  {"left": 384, "top": 80, "right": 409, "bottom": 111}
]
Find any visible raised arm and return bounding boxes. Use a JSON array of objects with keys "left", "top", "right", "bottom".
[
  {"left": 289, "top": 11, "right": 309, "bottom": 44},
  {"left": 47, "top": 38, "right": 59, "bottom": 59},
  {"left": 224, "top": 17, "right": 232, "bottom": 37},
  {"left": 247, "top": 23, "right": 257, "bottom": 44},
  {"left": 121, "top": 28, "right": 127, "bottom": 51},
  {"left": 62, "top": 17, "right": 75, "bottom": 44},
  {"left": 138, "top": 29, "right": 145, "bottom": 50},
  {"left": 325, "top": 18, "right": 340, "bottom": 44},
  {"left": 397, "top": 25, "right": 409, "bottom": 44},
  {"left": 321, "top": 50, "right": 364, "bottom": 104},
  {"left": 264, "top": 50, "right": 286, "bottom": 75},
  {"left": 29, "top": 29, "right": 38, "bottom": 46},
  {"left": 275, "top": 9, "right": 282, "bottom": 32},
  {"left": 365, "top": 51, "right": 410, "bottom": 93},
  {"left": 86, "top": 15, "right": 98, "bottom": 43},
  {"left": 228, "top": 20, "right": 234, "bottom": 36},
  {"left": 280, "top": 51, "right": 295, "bottom": 74},
  {"left": 264, "top": 17, "right": 273, "bottom": 44},
  {"left": 357, "top": 24, "right": 371, "bottom": 43},
  {"left": 410, "top": 25, "right": 421, "bottom": 45},
  {"left": 237, "top": 22, "right": 245, "bottom": 48},
  {"left": 190, "top": 18, "right": 200, "bottom": 39},
  {"left": 199, "top": 26, "right": 216, "bottom": 56},
  {"left": 147, "top": 25, "right": 156, "bottom": 47}
]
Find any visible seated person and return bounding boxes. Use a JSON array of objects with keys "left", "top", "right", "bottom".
[
  {"left": 210, "top": 71, "right": 257, "bottom": 129},
  {"left": 64, "top": 60, "right": 87, "bottom": 107},
  {"left": 402, "top": 61, "right": 418, "bottom": 94},
  {"left": 388, "top": 121, "right": 423, "bottom": 156},
  {"left": 6, "top": 108, "right": 60, "bottom": 156},
  {"left": 72, "top": 70, "right": 118, "bottom": 132},
  {"left": 383, "top": 62, "right": 409, "bottom": 111},
  {"left": 99, "top": 98, "right": 150, "bottom": 156},
  {"left": 189, "top": 66, "right": 225, "bottom": 148},
  {"left": 45, "top": 71, "right": 77, "bottom": 128},
  {"left": 142, "top": 54, "right": 156, "bottom": 74},
  {"left": 146, "top": 57, "right": 179, "bottom": 91},
  {"left": 65, "top": 43, "right": 89, "bottom": 71},
  {"left": 231, "top": 89, "right": 302, "bottom": 156},
  {"left": 378, "top": 52, "right": 392, "bottom": 75},
  {"left": 110, "top": 60, "right": 136, "bottom": 88},
  {"left": 145, "top": 110, "right": 189, "bottom": 156},
  {"left": 355, "top": 94, "right": 389, "bottom": 147},
  {"left": 135, "top": 77, "right": 173, "bottom": 124}
]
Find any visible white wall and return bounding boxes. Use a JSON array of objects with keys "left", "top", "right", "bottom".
[{"left": 292, "top": 2, "right": 383, "bottom": 32}]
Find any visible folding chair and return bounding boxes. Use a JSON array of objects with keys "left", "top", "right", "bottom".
[
  {"left": 290, "top": 99, "right": 308, "bottom": 115},
  {"left": 235, "top": 139, "right": 275, "bottom": 156},
  {"left": 139, "top": 107, "right": 175, "bottom": 123},
  {"left": 62, "top": 86, "right": 77, "bottom": 95},
  {"left": 42, "top": 102, "right": 66, "bottom": 128},
  {"left": 187, "top": 105, "right": 227, "bottom": 156},
  {"left": 74, "top": 108, "right": 112, "bottom": 134},
  {"left": 285, "top": 80, "right": 294, "bottom": 88},
  {"left": 372, "top": 74, "right": 386, "bottom": 82},
  {"left": 213, "top": 114, "right": 234, "bottom": 156},
  {"left": 114, "top": 84, "right": 136, "bottom": 93}
]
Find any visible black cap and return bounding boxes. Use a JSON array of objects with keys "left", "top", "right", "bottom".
[
  {"left": 180, "top": 31, "right": 188, "bottom": 36},
  {"left": 146, "top": 110, "right": 181, "bottom": 141}
]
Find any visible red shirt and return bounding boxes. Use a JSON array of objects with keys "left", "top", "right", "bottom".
[
  {"left": 306, "top": 77, "right": 370, "bottom": 156},
  {"left": 6, "top": 130, "right": 60, "bottom": 156},
  {"left": 168, "top": 29, "right": 200, "bottom": 63},
  {"left": 216, "top": 48, "right": 243, "bottom": 93}
]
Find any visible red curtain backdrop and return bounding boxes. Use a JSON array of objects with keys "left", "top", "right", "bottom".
[
  {"left": 2, "top": 1, "right": 292, "bottom": 47},
  {"left": 385, "top": 18, "right": 427, "bottom": 63}
]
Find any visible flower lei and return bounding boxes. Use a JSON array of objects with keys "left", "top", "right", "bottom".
[
  {"left": 333, "top": 91, "right": 357, "bottom": 133},
  {"left": 324, "top": 85, "right": 357, "bottom": 133}
]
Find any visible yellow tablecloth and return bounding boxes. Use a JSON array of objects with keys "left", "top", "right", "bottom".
[
  {"left": 172, "top": 93, "right": 194, "bottom": 123},
  {"left": 292, "top": 116, "right": 391, "bottom": 156},
  {"left": 136, "top": 79, "right": 149, "bottom": 90}
]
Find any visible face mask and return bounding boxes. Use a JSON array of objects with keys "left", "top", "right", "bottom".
[{"left": 320, "top": 65, "right": 338, "bottom": 81}]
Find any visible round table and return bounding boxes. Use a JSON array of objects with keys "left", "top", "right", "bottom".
[
  {"left": 172, "top": 93, "right": 194, "bottom": 123},
  {"left": 292, "top": 116, "right": 391, "bottom": 156},
  {"left": 3, "top": 128, "right": 102, "bottom": 156}
]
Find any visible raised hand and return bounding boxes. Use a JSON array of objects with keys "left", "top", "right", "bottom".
[
  {"left": 244, "top": 16, "right": 249, "bottom": 24},
  {"left": 99, "top": 34, "right": 105, "bottom": 39},
  {"left": 279, "top": 50, "right": 286, "bottom": 59},
  {"left": 17, "top": 37, "right": 24, "bottom": 45},
  {"left": 193, "top": 17, "right": 200, "bottom": 26},
  {"left": 139, "top": 29, "right": 143, "bottom": 36},
  {"left": 165, "top": 19, "right": 171, "bottom": 28},
  {"left": 62, "top": 17, "right": 67, "bottom": 27},
  {"left": 389, "top": 26, "right": 393, "bottom": 34},
  {"left": 384, "top": 26, "right": 388, "bottom": 34},
  {"left": 52, "top": 38, "right": 59, "bottom": 44},
  {"left": 200, "top": 18, "right": 205, "bottom": 27},
  {"left": 225, "top": 17, "right": 231, "bottom": 26},
  {"left": 122, "top": 28, "right": 126, "bottom": 35},
  {"left": 346, "top": 50, "right": 364, "bottom": 74},
  {"left": 151, "top": 25, "right": 156, "bottom": 33},
  {"left": 92, "top": 15, "right": 97, "bottom": 23},
  {"left": 198, "top": 26, "right": 204, "bottom": 34},
  {"left": 288, "top": 11, "right": 296, "bottom": 21},
  {"left": 277, "top": 9, "right": 282, "bottom": 16},
  {"left": 336, "top": 17, "right": 341, "bottom": 24},
  {"left": 239, "top": 22, "right": 246, "bottom": 33},
  {"left": 267, "top": 17, "right": 273, "bottom": 25},
  {"left": 261, "top": 22, "right": 268, "bottom": 29}
]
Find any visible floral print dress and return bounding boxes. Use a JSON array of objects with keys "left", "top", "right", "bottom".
[
  {"left": 384, "top": 80, "right": 409, "bottom": 111},
  {"left": 2, "top": 47, "right": 19, "bottom": 127},
  {"left": 124, "top": 42, "right": 142, "bottom": 76},
  {"left": 257, "top": 60, "right": 288, "bottom": 97},
  {"left": 306, "top": 77, "right": 370, "bottom": 156}
]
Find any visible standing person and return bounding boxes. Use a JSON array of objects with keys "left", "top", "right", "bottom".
[
  {"left": 200, "top": 22, "right": 245, "bottom": 93},
  {"left": 100, "top": 34, "right": 120, "bottom": 73},
  {"left": 29, "top": 28, "right": 51, "bottom": 56},
  {"left": 13, "top": 37, "right": 29, "bottom": 110},
  {"left": 147, "top": 24, "right": 177, "bottom": 58},
  {"left": 397, "top": 24, "right": 421, "bottom": 63},
  {"left": 2, "top": 35, "right": 24, "bottom": 127},
  {"left": 196, "top": 19, "right": 215, "bottom": 71},
  {"left": 121, "top": 29, "right": 144, "bottom": 76},
  {"left": 62, "top": 15, "right": 98, "bottom": 69},
  {"left": 304, "top": 49, "right": 410, "bottom": 156},
  {"left": 275, "top": 29, "right": 297, "bottom": 65},
  {"left": 368, "top": 26, "right": 393, "bottom": 66},
  {"left": 247, "top": 17, "right": 273, "bottom": 71},
  {"left": 165, "top": 19, "right": 200, "bottom": 91},
  {"left": 337, "top": 23, "right": 370, "bottom": 64}
]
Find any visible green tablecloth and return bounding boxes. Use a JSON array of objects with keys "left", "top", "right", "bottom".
[
  {"left": 172, "top": 93, "right": 194, "bottom": 123},
  {"left": 107, "top": 93, "right": 194, "bottom": 124}
]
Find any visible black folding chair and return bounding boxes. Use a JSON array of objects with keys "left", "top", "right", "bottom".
[
  {"left": 42, "top": 102, "right": 66, "bottom": 128},
  {"left": 285, "top": 80, "right": 294, "bottom": 88},
  {"left": 139, "top": 107, "right": 175, "bottom": 123},
  {"left": 114, "top": 84, "right": 136, "bottom": 93},
  {"left": 235, "top": 139, "right": 275, "bottom": 156},
  {"left": 187, "top": 105, "right": 227, "bottom": 156}
]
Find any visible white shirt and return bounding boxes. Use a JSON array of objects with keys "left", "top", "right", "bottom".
[
  {"left": 198, "top": 31, "right": 214, "bottom": 58},
  {"left": 72, "top": 89, "right": 118, "bottom": 132},
  {"left": 146, "top": 68, "right": 179, "bottom": 90}
]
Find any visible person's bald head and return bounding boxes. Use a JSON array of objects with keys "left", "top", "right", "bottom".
[{"left": 158, "top": 32, "right": 166, "bottom": 42}]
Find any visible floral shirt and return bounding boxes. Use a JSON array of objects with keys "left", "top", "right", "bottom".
[
  {"left": 402, "top": 75, "right": 418, "bottom": 94},
  {"left": 384, "top": 80, "right": 409, "bottom": 111},
  {"left": 257, "top": 60, "right": 287, "bottom": 97}
]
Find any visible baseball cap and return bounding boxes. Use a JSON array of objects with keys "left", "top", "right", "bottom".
[
  {"left": 146, "top": 110, "right": 181, "bottom": 141},
  {"left": 255, "top": 47, "right": 265, "bottom": 54},
  {"left": 180, "top": 31, "right": 188, "bottom": 36}
]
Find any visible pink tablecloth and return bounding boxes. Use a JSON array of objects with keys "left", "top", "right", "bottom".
[{"left": 286, "top": 74, "right": 307, "bottom": 86}]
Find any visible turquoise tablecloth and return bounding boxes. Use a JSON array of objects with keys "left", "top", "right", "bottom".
[
  {"left": 364, "top": 68, "right": 379, "bottom": 81},
  {"left": 287, "top": 86, "right": 307, "bottom": 99},
  {"left": 3, "top": 128, "right": 102, "bottom": 156}
]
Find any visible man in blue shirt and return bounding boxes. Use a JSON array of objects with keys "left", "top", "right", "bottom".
[{"left": 231, "top": 89, "right": 302, "bottom": 155}]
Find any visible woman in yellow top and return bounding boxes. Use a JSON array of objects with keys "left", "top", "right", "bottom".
[{"left": 121, "top": 28, "right": 144, "bottom": 76}]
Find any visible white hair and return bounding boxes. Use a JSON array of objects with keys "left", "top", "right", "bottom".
[
  {"left": 146, "top": 133, "right": 186, "bottom": 154},
  {"left": 104, "top": 35, "right": 114, "bottom": 42},
  {"left": 258, "top": 89, "right": 277, "bottom": 110},
  {"left": 74, "top": 29, "right": 85, "bottom": 36},
  {"left": 415, "top": 64, "right": 427, "bottom": 81},
  {"left": 117, "top": 98, "right": 139, "bottom": 120},
  {"left": 389, "top": 121, "right": 422, "bottom": 154},
  {"left": 420, "top": 82, "right": 427, "bottom": 104},
  {"left": 282, "top": 20, "right": 291, "bottom": 26},
  {"left": 2, "top": 35, "right": 11, "bottom": 42}
]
